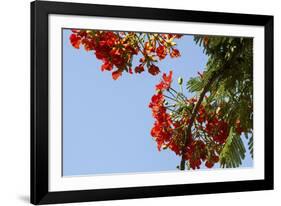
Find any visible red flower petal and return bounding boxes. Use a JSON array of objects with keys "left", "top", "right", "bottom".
[
  {"left": 170, "top": 48, "right": 180, "bottom": 58},
  {"left": 148, "top": 64, "right": 160, "bottom": 76},
  {"left": 112, "top": 70, "right": 122, "bottom": 80},
  {"left": 70, "top": 34, "right": 81, "bottom": 49}
]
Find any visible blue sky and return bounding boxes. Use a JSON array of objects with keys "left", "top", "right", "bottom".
[{"left": 62, "top": 29, "right": 253, "bottom": 176}]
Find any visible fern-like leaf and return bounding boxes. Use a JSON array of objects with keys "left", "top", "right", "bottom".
[
  {"left": 186, "top": 77, "right": 204, "bottom": 92},
  {"left": 219, "top": 127, "right": 246, "bottom": 168},
  {"left": 248, "top": 134, "right": 253, "bottom": 159}
]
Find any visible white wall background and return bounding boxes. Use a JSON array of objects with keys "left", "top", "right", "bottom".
[{"left": 0, "top": 0, "right": 279, "bottom": 205}]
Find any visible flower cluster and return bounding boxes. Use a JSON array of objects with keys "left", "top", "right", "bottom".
[
  {"left": 185, "top": 140, "right": 207, "bottom": 169},
  {"left": 70, "top": 30, "right": 182, "bottom": 80},
  {"left": 149, "top": 71, "right": 173, "bottom": 151},
  {"left": 183, "top": 134, "right": 221, "bottom": 169},
  {"left": 149, "top": 72, "right": 241, "bottom": 170},
  {"left": 205, "top": 117, "right": 229, "bottom": 144},
  {"left": 70, "top": 30, "right": 138, "bottom": 80},
  {"left": 69, "top": 30, "right": 250, "bottom": 171}
]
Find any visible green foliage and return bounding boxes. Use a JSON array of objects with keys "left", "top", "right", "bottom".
[
  {"left": 188, "top": 35, "right": 254, "bottom": 168},
  {"left": 220, "top": 127, "right": 246, "bottom": 168},
  {"left": 248, "top": 134, "right": 253, "bottom": 159},
  {"left": 187, "top": 76, "right": 204, "bottom": 92}
]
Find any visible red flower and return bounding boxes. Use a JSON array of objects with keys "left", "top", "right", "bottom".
[
  {"left": 184, "top": 140, "right": 206, "bottom": 169},
  {"left": 70, "top": 30, "right": 139, "bottom": 79},
  {"left": 205, "top": 154, "right": 219, "bottom": 168},
  {"left": 156, "top": 45, "right": 167, "bottom": 60},
  {"left": 168, "top": 139, "right": 181, "bottom": 155},
  {"left": 148, "top": 64, "right": 160, "bottom": 75},
  {"left": 149, "top": 74, "right": 233, "bottom": 170},
  {"left": 155, "top": 71, "right": 173, "bottom": 91},
  {"left": 70, "top": 30, "right": 182, "bottom": 79},
  {"left": 149, "top": 91, "right": 173, "bottom": 151},
  {"left": 196, "top": 105, "right": 206, "bottom": 123},
  {"left": 174, "top": 34, "right": 183, "bottom": 38},
  {"left": 70, "top": 34, "right": 81, "bottom": 49},
  {"left": 205, "top": 161, "right": 214, "bottom": 168},
  {"left": 212, "top": 155, "right": 219, "bottom": 163},
  {"left": 112, "top": 70, "right": 122, "bottom": 80},
  {"left": 135, "top": 64, "right": 145, "bottom": 74},
  {"left": 170, "top": 48, "right": 180, "bottom": 58},
  {"left": 95, "top": 50, "right": 105, "bottom": 60},
  {"left": 206, "top": 117, "right": 229, "bottom": 144},
  {"left": 101, "top": 61, "right": 113, "bottom": 71},
  {"left": 144, "top": 42, "right": 156, "bottom": 54},
  {"left": 163, "top": 71, "right": 173, "bottom": 87}
]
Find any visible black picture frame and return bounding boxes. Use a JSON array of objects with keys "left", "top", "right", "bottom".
[{"left": 31, "top": 0, "right": 274, "bottom": 204}]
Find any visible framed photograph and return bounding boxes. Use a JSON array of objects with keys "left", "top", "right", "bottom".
[{"left": 31, "top": 0, "right": 274, "bottom": 204}]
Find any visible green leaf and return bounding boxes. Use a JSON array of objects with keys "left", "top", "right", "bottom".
[
  {"left": 248, "top": 134, "right": 253, "bottom": 159},
  {"left": 186, "top": 77, "right": 204, "bottom": 92},
  {"left": 219, "top": 127, "right": 246, "bottom": 168}
]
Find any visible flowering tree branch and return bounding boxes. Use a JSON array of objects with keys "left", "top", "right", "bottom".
[
  {"left": 179, "top": 74, "right": 217, "bottom": 170},
  {"left": 179, "top": 45, "right": 242, "bottom": 170},
  {"left": 69, "top": 29, "right": 253, "bottom": 170}
]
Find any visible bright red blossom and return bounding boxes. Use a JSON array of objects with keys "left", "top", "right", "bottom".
[
  {"left": 184, "top": 140, "right": 206, "bottom": 170},
  {"left": 156, "top": 45, "right": 167, "bottom": 60},
  {"left": 70, "top": 29, "right": 245, "bottom": 171},
  {"left": 134, "top": 64, "right": 145, "bottom": 74},
  {"left": 112, "top": 70, "right": 122, "bottom": 80},
  {"left": 149, "top": 92, "right": 173, "bottom": 151},
  {"left": 148, "top": 74, "right": 240, "bottom": 170},
  {"left": 148, "top": 64, "right": 160, "bottom": 75},
  {"left": 144, "top": 42, "right": 156, "bottom": 54},
  {"left": 205, "top": 155, "right": 219, "bottom": 168},
  {"left": 101, "top": 60, "right": 113, "bottom": 71},
  {"left": 69, "top": 30, "right": 182, "bottom": 79},
  {"left": 170, "top": 48, "right": 181, "bottom": 58},
  {"left": 205, "top": 117, "right": 229, "bottom": 144},
  {"left": 155, "top": 71, "right": 173, "bottom": 91},
  {"left": 70, "top": 30, "right": 138, "bottom": 80},
  {"left": 70, "top": 34, "right": 81, "bottom": 49}
]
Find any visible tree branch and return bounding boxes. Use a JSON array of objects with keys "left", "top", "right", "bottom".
[
  {"left": 178, "top": 39, "right": 245, "bottom": 170},
  {"left": 179, "top": 75, "right": 216, "bottom": 170}
]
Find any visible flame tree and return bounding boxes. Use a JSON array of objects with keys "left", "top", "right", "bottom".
[{"left": 70, "top": 29, "right": 253, "bottom": 170}]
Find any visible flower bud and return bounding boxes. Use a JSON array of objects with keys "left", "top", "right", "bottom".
[{"left": 178, "top": 76, "right": 183, "bottom": 85}]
